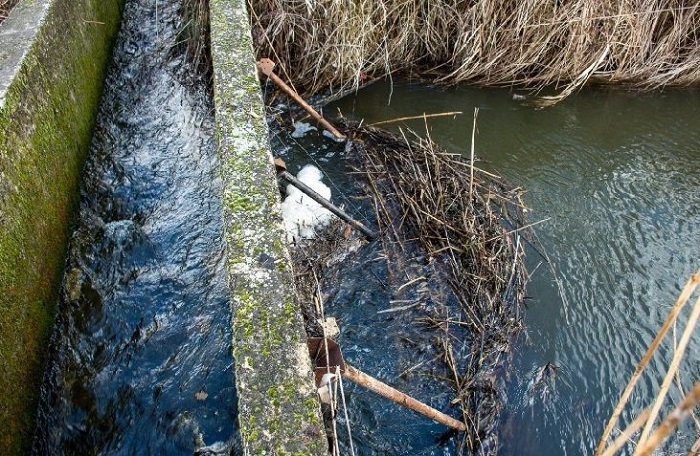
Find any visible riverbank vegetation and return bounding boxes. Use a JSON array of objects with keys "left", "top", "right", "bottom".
[{"left": 248, "top": 0, "right": 700, "bottom": 104}]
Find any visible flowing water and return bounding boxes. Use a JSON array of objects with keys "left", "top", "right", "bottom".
[
  {"left": 276, "top": 82, "right": 700, "bottom": 454},
  {"left": 27, "top": 3, "right": 698, "bottom": 450},
  {"left": 32, "top": 0, "right": 239, "bottom": 453}
]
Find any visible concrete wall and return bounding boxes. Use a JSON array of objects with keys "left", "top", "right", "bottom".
[
  {"left": 208, "top": 1, "right": 327, "bottom": 454},
  {"left": 0, "top": 0, "right": 123, "bottom": 452}
]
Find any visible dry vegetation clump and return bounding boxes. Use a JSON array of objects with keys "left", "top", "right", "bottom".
[
  {"left": 248, "top": 0, "right": 700, "bottom": 103},
  {"left": 0, "top": 0, "right": 20, "bottom": 25},
  {"left": 286, "top": 120, "right": 527, "bottom": 453},
  {"left": 347, "top": 123, "right": 527, "bottom": 453}
]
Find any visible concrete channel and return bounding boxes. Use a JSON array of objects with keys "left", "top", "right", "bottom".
[{"left": 0, "top": 0, "right": 325, "bottom": 453}]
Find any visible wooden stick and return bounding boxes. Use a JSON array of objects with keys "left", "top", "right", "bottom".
[
  {"left": 279, "top": 171, "right": 377, "bottom": 240},
  {"left": 257, "top": 58, "right": 346, "bottom": 141},
  {"left": 342, "top": 364, "right": 467, "bottom": 431},
  {"left": 595, "top": 270, "right": 700, "bottom": 455}
]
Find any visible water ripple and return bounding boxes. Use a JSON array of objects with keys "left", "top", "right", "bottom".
[{"left": 32, "top": 0, "right": 238, "bottom": 454}]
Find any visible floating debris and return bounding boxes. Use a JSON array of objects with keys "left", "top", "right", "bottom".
[
  {"left": 280, "top": 164, "right": 334, "bottom": 244},
  {"left": 344, "top": 122, "right": 527, "bottom": 453},
  {"left": 280, "top": 113, "right": 527, "bottom": 453},
  {"left": 291, "top": 121, "right": 318, "bottom": 138}
]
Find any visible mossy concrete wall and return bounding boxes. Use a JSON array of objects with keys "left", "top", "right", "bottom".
[
  {"left": 209, "top": 1, "right": 327, "bottom": 454},
  {"left": 0, "top": 0, "right": 123, "bottom": 453}
]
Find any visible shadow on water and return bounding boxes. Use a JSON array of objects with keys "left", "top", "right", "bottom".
[
  {"left": 272, "top": 81, "right": 700, "bottom": 455},
  {"left": 32, "top": 0, "right": 239, "bottom": 453}
]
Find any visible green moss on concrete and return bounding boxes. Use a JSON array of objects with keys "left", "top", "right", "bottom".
[
  {"left": 0, "top": 0, "right": 123, "bottom": 453},
  {"left": 208, "top": 0, "right": 326, "bottom": 454}
]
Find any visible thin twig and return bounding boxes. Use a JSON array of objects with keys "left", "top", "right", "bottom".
[
  {"left": 469, "top": 108, "right": 478, "bottom": 202},
  {"left": 369, "top": 111, "right": 463, "bottom": 127}
]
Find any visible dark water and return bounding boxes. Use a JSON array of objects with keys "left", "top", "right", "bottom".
[
  {"left": 32, "top": 0, "right": 238, "bottom": 453},
  {"left": 276, "top": 82, "right": 700, "bottom": 454},
  {"left": 269, "top": 110, "right": 466, "bottom": 454}
]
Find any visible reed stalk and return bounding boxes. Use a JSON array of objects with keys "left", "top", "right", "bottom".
[
  {"left": 0, "top": 0, "right": 20, "bottom": 25},
  {"left": 635, "top": 291, "right": 700, "bottom": 452},
  {"left": 636, "top": 381, "right": 700, "bottom": 456},
  {"left": 597, "top": 270, "right": 700, "bottom": 456},
  {"left": 247, "top": 0, "right": 700, "bottom": 102}
]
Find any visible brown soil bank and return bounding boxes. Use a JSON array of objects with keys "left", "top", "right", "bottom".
[{"left": 249, "top": 0, "right": 700, "bottom": 102}]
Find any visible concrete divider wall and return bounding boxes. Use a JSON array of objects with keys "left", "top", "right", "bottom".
[
  {"left": 0, "top": 0, "right": 123, "bottom": 453},
  {"left": 208, "top": 1, "right": 327, "bottom": 454}
]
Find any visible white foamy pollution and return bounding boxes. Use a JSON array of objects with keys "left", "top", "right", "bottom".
[
  {"left": 281, "top": 164, "right": 333, "bottom": 243},
  {"left": 290, "top": 121, "right": 317, "bottom": 138}
]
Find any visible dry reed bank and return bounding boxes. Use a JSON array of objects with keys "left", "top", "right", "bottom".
[{"left": 248, "top": 0, "right": 700, "bottom": 101}]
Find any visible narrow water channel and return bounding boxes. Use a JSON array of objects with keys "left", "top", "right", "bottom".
[
  {"left": 32, "top": 0, "right": 238, "bottom": 453},
  {"left": 283, "top": 82, "right": 699, "bottom": 454}
]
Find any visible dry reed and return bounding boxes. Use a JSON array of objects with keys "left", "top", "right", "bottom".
[
  {"left": 597, "top": 270, "right": 700, "bottom": 456},
  {"left": 179, "top": 0, "right": 212, "bottom": 81},
  {"left": 247, "top": 0, "right": 700, "bottom": 103},
  {"left": 0, "top": 0, "right": 20, "bottom": 25},
  {"left": 282, "top": 113, "right": 527, "bottom": 453},
  {"left": 347, "top": 121, "right": 526, "bottom": 453}
]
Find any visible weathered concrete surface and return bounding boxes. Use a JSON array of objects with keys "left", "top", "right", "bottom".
[
  {"left": 208, "top": 1, "right": 327, "bottom": 454},
  {"left": 0, "top": 0, "right": 122, "bottom": 453}
]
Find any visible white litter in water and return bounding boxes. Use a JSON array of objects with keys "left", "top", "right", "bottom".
[
  {"left": 290, "top": 121, "right": 318, "bottom": 138},
  {"left": 281, "top": 164, "right": 333, "bottom": 244},
  {"left": 322, "top": 129, "right": 344, "bottom": 142}
]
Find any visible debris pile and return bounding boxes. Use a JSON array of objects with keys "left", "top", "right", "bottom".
[{"left": 282, "top": 118, "right": 528, "bottom": 454}]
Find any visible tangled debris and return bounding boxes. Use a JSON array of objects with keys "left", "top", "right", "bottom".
[
  {"left": 0, "top": 0, "right": 19, "bottom": 26},
  {"left": 285, "top": 117, "right": 527, "bottom": 453}
]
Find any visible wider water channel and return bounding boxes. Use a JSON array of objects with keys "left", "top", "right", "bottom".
[
  {"left": 335, "top": 83, "right": 700, "bottom": 455},
  {"left": 32, "top": 0, "right": 238, "bottom": 453},
  {"left": 275, "top": 82, "right": 699, "bottom": 454}
]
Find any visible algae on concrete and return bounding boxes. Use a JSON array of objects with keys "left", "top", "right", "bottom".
[
  {"left": 208, "top": 0, "right": 327, "bottom": 454},
  {"left": 0, "top": 0, "right": 123, "bottom": 453}
]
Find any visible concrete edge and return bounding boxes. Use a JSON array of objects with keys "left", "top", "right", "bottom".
[
  {"left": 0, "top": 0, "right": 123, "bottom": 453},
  {"left": 208, "top": 1, "right": 327, "bottom": 454}
]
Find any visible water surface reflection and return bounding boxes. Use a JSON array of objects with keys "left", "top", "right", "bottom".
[{"left": 329, "top": 82, "right": 700, "bottom": 454}]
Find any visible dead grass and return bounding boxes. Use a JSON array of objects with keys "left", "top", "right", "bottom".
[
  {"left": 176, "top": 0, "right": 212, "bottom": 84},
  {"left": 248, "top": 0, "right": 700, "bottom": 103},
  {"left": 286, "top": 117, "right": 527, "bottom": 453},
  {"left": 0, "top": 0, "right": 20, "bottom": 26},
  {"left": 597, "top": 270, "right": 700, "bottom": 456},
  {"left": 347, "top": 122, "right": 527, "bottom": 453}
]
